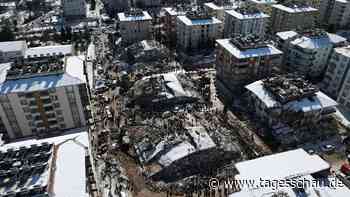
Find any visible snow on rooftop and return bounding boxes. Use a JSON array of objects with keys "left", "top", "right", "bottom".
[
  {"left": 0, "top": 55, "right": 86, "bottom": 95},
  {"left": 118, "top": 11, "right": 152, "bottom": 22},
  {"left": 25, "top": 45, "right": 73, "bottom": 58},
  {"left": 231, "top": 149, "right": 350, "bottom": 197},
  {"left": 245, "top": 80, "right": 338, "bottom": 111},
  {"left": 177, "top": 15, "right": 222, "bottom": 26},
  {"left": 276, "top": 30, "right": 299, "bottom": 40},
  {"left": 290, "top": 32, "right": 346, "bottom": 49},
  {"left": 225, "top": 9, "right": 269, "bottom": 19},
  {"left": 0, "top": 40, "right": 26, "bottom": 53},
  {"left": 216, "top": 39, "right": 283, "bottom": 59},
  {"left": 235, "top": 149, "right": 330, "bottom": 180},
  {"left": 0, "top": 131, "right": 89, "bottom": 197},
  {"left": 272, "top": 4, "right": 318, "bottom": 13},
  {"left": 158, "top": 141, "right": 196, "bottom": 167}
]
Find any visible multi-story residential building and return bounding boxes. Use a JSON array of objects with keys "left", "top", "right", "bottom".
[
  {"left": 276, "top": 29, "right": 346, "bottom": 78},
  {"left": 319, "top": 0, "right": 350, "bottom": 29},
  {"left": 0, "top": 41, "right": 27, "bottom": 63},
  {"left": 118, "top": 9, "right": 153, "bottom": 45},
  {"left": 270, "top": 2, "right": 318, "bottom": 33},
  {"left": 216, "top": 35, "right": 283, "bottom": 92},
  {"left": 176, "top": 11, "right": 222, "bottom": 52},
  {"left": 62, "top": 0, "right": 87, "bottom": 18},
  {"left": 224, "top": 7, "right": 269, "bottom": 38},
  {"left": 245, "top": 75, "right": 338, "bottom": 146},
  {"left": 162, "top": 7, "right": 186, "bottom": 47},
  {"left": 0, "top": 48, "right": 89, "bottom": 141},
  {"left": 322, "top": 46, "right": 350, "bottom": 110}
]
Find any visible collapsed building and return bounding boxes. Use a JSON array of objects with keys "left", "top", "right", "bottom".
[
  {"left": 134, "top": 125, "right": 242, "bottom": 183},
  {"left": 120, "top": 40, "right": 170, "bottom": 63},
  {"left": 245, "top": 75, "right": 338, "bottom": 147},
  {"left": 128, "top": 72, "right": 201, "bottom": 111}
]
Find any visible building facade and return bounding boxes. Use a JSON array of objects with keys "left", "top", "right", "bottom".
[
  {"left": 176, "top": 11, "right": 222, "bottom": 52},
  {"left": 216, "top": 35, "right": 283, "bottom": 91},
  {"left": 319, "top": 0, "right": 350, "bottom": 29},
  {"left": 276, "top": 29, "right": 347, "bottom": 78},
  {"left": 118, "top": 9, "right": 153, "bottom": 45},
  {"left": 62, "top": 0, "right": 87, "bottom": 18},
  {"left": 0, "top": 54, "right": 89, "bottom": 141},
  {"left": 162, "top": 7, "right": 186, "bottom": 48},
  {"left": 224, "top": 7, "right": 269, "bottom": 38},
  {"left": 322, "top": 46, "right": 350, "bottom": 110},
  {"left": 270, "top": 2, "right": 318, "bottom": 33}
]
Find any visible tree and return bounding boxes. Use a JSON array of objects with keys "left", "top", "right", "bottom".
[{"left": 0, "top": 25, "right": 15, "bottom": 42}]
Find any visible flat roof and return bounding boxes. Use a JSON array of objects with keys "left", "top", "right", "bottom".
[
  {"left": 290, "top": 32, "right": 346, "bottom": 49},
  {"left": 276, "top": 30, "right": 299, "bottom": 40},
  {"left": 235, "top": 149, "right": 330, "bottom": 180},
  {"left": 334, "top": 46, "right": 350, "bottom": 57},
  {"left": 225, "top": 9, "right": 269, "bottom": 19},
  {"left": 0, "top": 132, "right": 89, "bottom": 197},
  {"left": 272, "top": 4, "right": 318, "bottom": 13},
  {"left": 163, "top": 7, "right": 186, "bottom": 16},
  {"left": 25, "top": 45, "right": 73, "bottom": 58},
  {"left": 118, "top": 11, "right": 152, "bottom": 22},
  {"left": 177, "top": 15, "right": 222, "bottom": 26},
  {"left": 0, "top": 55, "right": 86, "bottom": 95},
  {"left": 0, "top": 40, "right": 26, "bottom": 52},
  {"left": 248, "top": 0, "right": 277, "bottom": 4},
  {"left": 245, "top": 80, "right": 338, "bottom": 111},
  {"left": 216, "top": 39, "right": 283, "bottom": 59}
]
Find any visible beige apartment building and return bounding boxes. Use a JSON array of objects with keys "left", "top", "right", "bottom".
[
  {"left": 270, "top": 2, "right": 318, "bottom": 33},
  {"left": 176, "top": 11, "right": 222, "bottom": 52},
  {"left": 216, "top": 35, "right": 283, "bottom": 91},
  {"left": 118, "top": 9, "right": 153, "bottom": 45}
]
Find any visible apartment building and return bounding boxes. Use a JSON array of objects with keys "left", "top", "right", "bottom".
[
  {"left": 162, "top": 7, "right": 186, "bottom": 47},
  {"left": 224, "top": 7, "right": 269, "bottom": 38},
  {"left": 62, "top": 0, "right": 87, "bottom": 18},
  {"left": 0, "top": 41, "right": 27, "bottom": 63},
  {"left": 118, "top": 9, "right": 153, "bottom": 45},
  {"left": 0, "top": 50, "right": 89, "bottom": 141},
  {"left": 133, "top": 0, "right": 161, "bottom": 8},
  {"left": 320, "top": 0, "right": 350, "bottom": 28},
  {"left": 245, "top": 75, "right": 337, "bottom": 146},
  {"left": 204, "top": 1, "right": 236, "bottom": 22},
  {"left": 247, "top": 0, "right": 277, "bottom": 14},
  {"left": 276, "top": 29, "right": 346, "bottom": 78},
  {"left": 270, "top": 2, "right": 318, "bottom": 33},
  {"left": 176, "top": 11, "right": 222, "bottom": 52},
  {"left": 322, "top": 46, "right": 350, "bottom": 110},
  {"left": 216, "top": 35, "right": 283, "bottom": 92}
]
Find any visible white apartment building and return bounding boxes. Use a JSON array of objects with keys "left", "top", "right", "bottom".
[
  {"left": 0, "top": 49, "right": 89, "bottom": 141},
  {"left": 176, "top": 12, "right": 222, "bottom": 52},
  {"left": 204, "top": 2, "right": 236, "bottom": 22},
  {"left": 118, "top": 10, "right": 153, "bottom": 45},
  {"left": 276, "top": 29, "right": 346, "bottom": 77},
  {"left": 224, "top": 7, "right": 269, "bottom": 38},
  {"left": 320, "top": 0, "right": 350, "bottom": 28},
  {"left": 62, "top": 0, "right": 87, "bottom": 18},
  {"left": 271, "top": 2, "right": 318, "bottom": 33},
  {"left": 0, "top": 41, "right": 27, "bottom": 63},
  {"left": 216, "top": 35, "right": 283, "bottom": 91},
  {"left": 322, "top": 46, "right": 350, "bottom": 110},
  {"left": 246, "top": 76, "right": 337, "bottom": 145}
]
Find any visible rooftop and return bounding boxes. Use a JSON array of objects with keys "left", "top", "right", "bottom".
[
  {"left": 333, "top": 45, "right": 350, "bottom": 57},
  {"left": 216, "top": 36, "right": 283, "bottom": 59},
  {"left": 0, "top": 40, "right": 26, "bottom": 53},
  {"left": 226, "top": 6, "right": 269, "bottom": 19},
  {"left": 24, "top": 45, "right": 73, "bottom": 59},
  {"left": 245, "top": 76, "right": 338, "bottom": 111},
  {"left": 118, "top": 10, "right": 152, "bottom": 22},
  {"left": 291, "top": 30, "right": 346, "bottom": 49},
  {"left": 248, "top": 0, "right": 277, "bottom": 5},
  {"left": 0, "top": 132, "right": 89, "bottom": 197},
  {"left": 0, "top": 55, "right": 86, "bottom": 95},
  {"left": 272, "top": 2, "right": 318, "bottom": 13}
]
